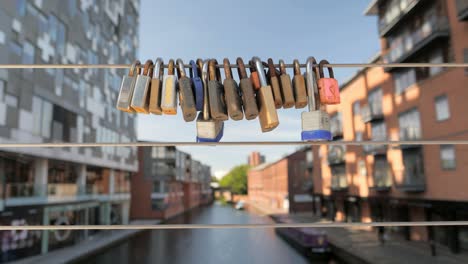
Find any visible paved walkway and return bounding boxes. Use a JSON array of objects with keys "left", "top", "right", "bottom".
[
  {"left": 8, "top": 220, "right": 160, "bottom": 264},
  {"left": 282, "top": 212, "right": 468, "bottom": 264}
]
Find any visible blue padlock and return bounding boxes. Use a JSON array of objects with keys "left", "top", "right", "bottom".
[
  {"left": 196, "top": 59, "right": 224, "bottom": 143},
  {"left": 301, "top": 57, "right": 332, "bottom": 141},
  {"left": 190, "top": 60, "right": 204, "bottom": 111}
]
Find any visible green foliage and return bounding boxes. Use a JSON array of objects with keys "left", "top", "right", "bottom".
[
  {"left": 219, "top": 165, "right": 250, "bottom": 194},
  {"left": 211, "top": 176, "right": 218, "bottom": 183}
]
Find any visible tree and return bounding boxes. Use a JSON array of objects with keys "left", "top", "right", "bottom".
[{"left": 219, "top": 165, "right": 249, "bottom": 194}]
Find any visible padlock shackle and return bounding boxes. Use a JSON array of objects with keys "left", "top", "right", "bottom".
[
  {"left": 153, "top": 58, "right": 164, "bottom": 80},
  {"left": 293, "top": 59, "right": 301, "bottom": 76},
  {"left": 201, "top": 59, "right": 211, "bottom": 121},
  {"left": 252, "top": 57, "right": 268, "bottom": 87},
  {"left": 129, "top": 60, "right": 141, "bottom": 77},
  {"left": 267, "top": 58, "right": 277, "bottom": 77},
  {"left": 208, "top": 59, "right": 221, "bottom": 82},
  {"left": 279, "top": 59, "right": 287, "bottom": 75},
  {"left": 319, "top": 60, "right": 334, "bottom": 78},
  {"left": 236, "top": 57, "right": 248, "bottom": 79},
  {"left": 223, "top": 58, "right": 233, "bottom": 79},
  {"left": 143, "top": 60, "right": 154, "bottom": 77},
  {"left": 167, "top": 59, "right": 175, "bottom": 75},
  {"left": 306, "top": 57, "right": 319, "bottom": 112},
  {"left": 189, "top": 60, "right": 199, "bottom": 79},
  {"left": 176, "top": 58, "right": 186, "bottom": 78}
]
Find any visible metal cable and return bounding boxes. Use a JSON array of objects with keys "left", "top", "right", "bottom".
[
  {"left": 0, "top": 140, "right": 467, "bottom": 148},
  {"left": 1, "top": 221, "right": 468, "bottom": 231},
  {"left": 0, "top": 63, "right": 466, "bottom": 69}
]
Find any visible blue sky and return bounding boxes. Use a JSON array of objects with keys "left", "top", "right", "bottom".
[{"left": 137, "top": 0, "right": 380, "bottom": 178}]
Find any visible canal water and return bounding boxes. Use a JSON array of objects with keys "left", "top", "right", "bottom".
[{"left": 80, "top": 203, "right": 335, "bottom": 264}]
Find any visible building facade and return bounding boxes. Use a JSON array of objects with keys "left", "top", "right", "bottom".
[
  {"left": 312, "top": 0, "right": 468, "bottom": 254},
  {"left": 130, "top": 146, "right": 212, "bottom": 220},
  {"left": 248, "top": 148, "right": 314, "bottom": 214},
  {"left": 247, "top": 151, "right": 265, "bottom": 167},
  {"left": 0, "top": 0, "right": 139, "bottom": 262}
]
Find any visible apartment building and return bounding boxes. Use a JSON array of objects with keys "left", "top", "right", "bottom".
[
  {"left": 312, "top": 0, "right": 468, "bottom": 254},
  {"left": 248, "top": 148, "right": 314, "bottom": 214},
  {"left": 247, "top": 151, "right": 265, "bottom": 167},
  {"left": 0, "top": 0, "right": 139, "bottom": 261},
  {"left": 130, "top": 146, "right": 212, "bottom": 220}
]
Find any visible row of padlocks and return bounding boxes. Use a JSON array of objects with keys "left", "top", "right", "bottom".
[{"left": 116, "top": 57, "right": 340, "bottom": 142}]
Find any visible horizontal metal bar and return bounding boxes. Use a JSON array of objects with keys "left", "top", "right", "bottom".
[
  {"left": 0, "top": 63, "right": 465, "bottom": 70},
  {"left": 0, "top": 140, "right": 467, "bottom": 148},
  {"left": 1, "top": 221, "right": 468, "bottom": 231}
]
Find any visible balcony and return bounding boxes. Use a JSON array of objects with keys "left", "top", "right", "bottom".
[
  {"left": 330, "top": 164, "right": 348, "bottom": 192},
  {"left": 153, "top": 167, "right": 176, "bottom": 178},
  {"left": 378, "top": 0, "right": 424, "bottom": 36},
  {"left": 369, "top": 157, "right": 392, "bottom": 191},
  {"left": 5, "top": 183, "right": 35, "bottom": 198},
  {"left": 48, "top": 184, "right": 78, "bottom": 197},
  {"left": 328, "top": 145, "right": 346, "bottom": 165},
  {"left": 361, "top": 105, "right": 384, "bottom": 123},
  {"left": 383, "top": 16, "right": 450, "bottom": 68},
  {"left": 396, "top": 148, "right": 425, "bottom": 192},
  {"left": 456, "top": 0, "right": 468, "bottom": 21},
  {"left": 399, "top": 127, "right": 421, "bottom": 141},
  {"left": 364, "top": 144, "right": 387, "bottom": 155}
]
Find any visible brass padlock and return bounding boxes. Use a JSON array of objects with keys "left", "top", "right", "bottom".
[
  {"left": 266, "top": 58, "right": 283, "bottom": 109},
  {"left": 251, "top": 57, "right": 279, "bottom": 132},
  {"left": 208, "top": 59, "right": 228, "bottom": 121},
  {"left": 236, "top": 57, "right": 259, "bottom": 120},
  {"left": 131, "top": 60, "right": 153, "bottom": 114},
  {"left": 116, "top": 60, "right": 141, "bottom": 112},
  {"left": 149, "top": 58, "right": 164, "bottom": 115},
  {"left": 176, "top": 59, "right": 197, "bottom": 122},
  {"left": 161, "top": 59, "right": 178, "bottom": 115},
  {"left": 293, "top": 59, "right": 308, "bottom": 109},
  {"left": 196, "top": 59, "right": 224, "bottom": 142},
  {"left": 223, "top": 58, "right": 243, "bottom": 121},
  {"left": 279, "top": 59, "right": 295, "bottom": 108}
]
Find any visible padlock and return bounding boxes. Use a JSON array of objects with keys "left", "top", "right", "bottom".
[
  {"left": 130, "top": 60, "right": 153, "bottom": 114},
  {"left": 190, "top": 59, "right": 204, "bottom": 111},
  {"left": 249, "top": 60, "right": 261, "bottom": 90},
  {"left": 266, "top": 58, "right": 283, "bottom": 109},
  {"left": 161, "top": 59, "right": 178, "bottom": 115},
  {"left": 223, "top": 58, "right": 244, "bottom": 121},
  {"left": 116, "top": 60, "right": 141, "bottom": 112},
  {"left": 301, "top": 56, "right": 332, "bottom": 141},
  {"left": 251, "top": 56, "right": 279, "bottom": 133},
  {"left": 318, "top": 59, "right": 340, "bottom": 104},
  {"left": 176, "top": 59, "right": 197, "bottom": 122},
  {"left": 196, "top": 59, "right": 224, "bottom": 142},
  {"left": 293, "top": 59, "right": 308, "bottom": 109},
  {"left": 236, "top": 57, "right": 259, "bottom": 120},
  {"left": 279, "top": 59, "right": 295, "bottom": 108},
  {"left": 207, "top": 59, "right": 228, "bottom": 121},
  {"left": 149, "top": 58, "right": 164, "bottom": 115}
]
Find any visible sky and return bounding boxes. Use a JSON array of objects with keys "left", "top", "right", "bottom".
[{"left": 137, "top": 0, "right": 380, "bottom": 178}]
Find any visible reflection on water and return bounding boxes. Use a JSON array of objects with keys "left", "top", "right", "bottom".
[{"left": 80, "top": 203, "right": 328, "bottom": 264}]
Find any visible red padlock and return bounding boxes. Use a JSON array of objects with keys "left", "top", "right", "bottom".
[{"left": 318, "top": 60, "right": 340, "bottom": 104}]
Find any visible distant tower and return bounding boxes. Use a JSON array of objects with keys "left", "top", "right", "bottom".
[{"left": 248, "top": 152, "right": 265, "bottom": 167}]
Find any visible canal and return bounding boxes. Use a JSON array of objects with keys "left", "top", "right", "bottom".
[{"left": 80, "top": 203, "right": 333, "bottom": 264}]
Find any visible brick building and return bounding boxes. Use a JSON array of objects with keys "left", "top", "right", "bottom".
[
  {"left": 248, "top": 148, "right": 314, "bottom": 214},
  {"left": 312, "top": 0, "right": 468, "bottom": 254},
  {"left": 247, "top": 151, "right": 265, "bottom": 167},
  {"left": 130, "top": 146, "right": 212, "bottom": 220}
]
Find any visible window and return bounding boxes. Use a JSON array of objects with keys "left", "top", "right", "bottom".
[
  {"left": 371, "top": 121, "right": 387, "bottom": 141},
  {"left": 48, "top": 15, "right": 66, "bottom": 56},
  {"left": 353, "top": 101, "right": 360, "bottom": 116},
  {"left": 373, "top": 155, "right": 392, "bottom": 187},
  {"left": 435, "top": 95, "right": 450, "bottom": 121},
  {"left": 9, "top": 41, "right": 22, "bottom": 57},
  {"left": 32, "top": 96, "right": 52, "bottom": 138},
  {"left": 0, "top": 80, "right": 4, "bottom": 102},
  {"left": 52, "top": 105, "right": 77, "bottom": 142},
  {"left": 306, "top": 150, "right": 313, "bottom": 163},
  {"left": 402, "top": 148, "right": 425, "bottom": 185},
  {"left": 429, "top": 50, "right": 443, "bottom": 76},
  {"left": 16, "top": 0, "right": 26, "bottom": 16},
  {"left": 464, "top": 48, "right": 468, "bottom": 76},
  {"left": 22, "top": 41, "right": 35, "bottom": 73},
  {"left": 151, "top": 147, "right": 166, "bottom": 159},
  {"left": 440, "top": 145, "right": 456, "bottom": 170},
  {"left": 398, "top": 109, "right": 421, "bottom": 140},
  {"left": 394, "top": 69, "right": 416, "bottom": 94},
  {"left": 368, "top": 88, "right": 383, "bottom": 115}
]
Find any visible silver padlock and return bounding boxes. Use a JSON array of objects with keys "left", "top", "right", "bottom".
[
  {"left": 301, "top": 57, "right": 332, "bottom": 141},
  {"left": 161, "top": 59, "right": 178, "bottom": 115},
  {"left": 116, "top": 60, "right": 141, "bottom": 112},
  {"left": 196, "top": 59, "right": 224, "bottom": 142},
  {"left": 131, "top": 60, "right": 153, "bottom": 114}
]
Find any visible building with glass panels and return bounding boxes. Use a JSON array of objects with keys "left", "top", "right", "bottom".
[{"left": 0, "top": 0, "right": 139, "bottom": 261}]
